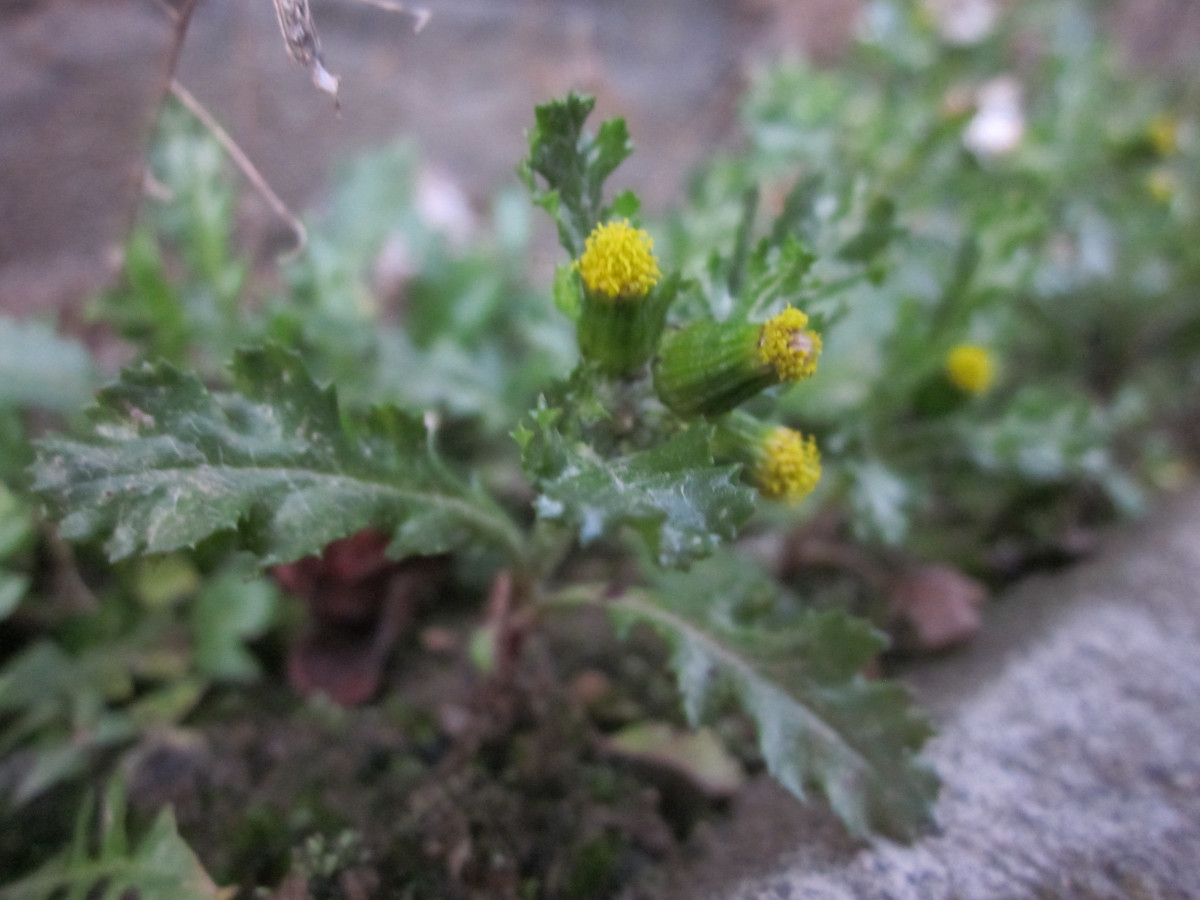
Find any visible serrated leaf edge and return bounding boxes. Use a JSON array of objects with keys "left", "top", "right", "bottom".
[{"left": 606, "top": 588, "right": 938, "bottom": 841}]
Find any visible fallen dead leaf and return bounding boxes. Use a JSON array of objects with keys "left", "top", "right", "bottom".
[{"left": 887, "top": 563, "right": 987, "bottom": 653}]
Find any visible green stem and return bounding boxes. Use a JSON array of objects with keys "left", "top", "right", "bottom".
[{"left": 523, "top": 519, "right": 577, "bottom": 584}]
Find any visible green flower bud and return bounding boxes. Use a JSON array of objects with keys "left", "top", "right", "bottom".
[
  {"left": 654, "top": 306, "right": 822, "bottom": 416},
  {"left": 574, "top": 220, "right": 668, "bottom": 375},
  {"left": 715, "top": 411, "right": 822, "bottom": 503}
]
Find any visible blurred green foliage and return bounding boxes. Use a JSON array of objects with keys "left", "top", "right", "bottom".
[{"left": 665, "top": 0, "right": 1199, "bottom": 555}]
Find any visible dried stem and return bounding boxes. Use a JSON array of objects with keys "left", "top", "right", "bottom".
[
  {"left": 142, "top": 168, "right": 174, "bottom": 203},
  {"left": 485, "top": 570, "right": 521, "bottom": 685},
  {"left": 168, "top": 80, "right": 308, "bottom": 259},
  {"left": 348, "top": 0, "right": 432, "bottom": 31}
]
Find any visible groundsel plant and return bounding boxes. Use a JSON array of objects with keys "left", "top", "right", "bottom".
[{"left": 30, "top": 93, "right": 938, "bottom": 841}]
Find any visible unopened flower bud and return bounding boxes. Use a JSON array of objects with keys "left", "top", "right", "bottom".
[
  {"left": 574, "top": 220, "right": 668, "bottom": 374},
  {"left": 715, "top": 411, "right": 822, "bottom": 503},
  {"left": 654, "top": 306, "right": 822, "bottom": 416}
]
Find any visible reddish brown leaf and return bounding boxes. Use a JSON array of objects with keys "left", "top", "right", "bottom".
[
  {"left": 887, "top": 564, "right": 987, "bottom": 653},
  {"left": 274, "top": 533, "right": 447, "bottom": 705}
]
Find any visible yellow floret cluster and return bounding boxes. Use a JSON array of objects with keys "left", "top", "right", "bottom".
[
  {"left": 945, "top": 344, "right": 995, "bottom": 394},
  {"left": 756, "top": 306, "right": 822, "bottom": 381},
  {"left": 577, "top": 219, "right": 662, "bottom": 300},
  {"left": 756, "top": 427, "right": 822, "bottom": 502}
]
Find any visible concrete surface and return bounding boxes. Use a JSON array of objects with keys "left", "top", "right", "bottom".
[
  {"left": 0, "top": 0, "right": 775, "bottom": 317},
  {"left": 670, "top": 488, "right": 1200, "bottom": 900},
  {"left": 0, "top": 0, "right": 192, "bottom": 316},
  {"left": 4, "top": 0, "right": 1193, "bottom": 321},
  {"left": 1, "top": 0, "right": 872, "bottom": 318}
]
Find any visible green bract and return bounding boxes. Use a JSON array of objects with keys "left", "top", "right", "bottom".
[
  {"left": 576, "top": 272, "right": 679, "bottom": 376},
  {"left": 655, "top": 320, "right": 768, "bottom": 415}
]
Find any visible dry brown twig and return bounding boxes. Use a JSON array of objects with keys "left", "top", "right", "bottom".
[
  {"left": 168, "top": 80, "right": 309, "bottom": 258},
  {"left": 154, "top": 0, "right": 432, "bottom": 260}
]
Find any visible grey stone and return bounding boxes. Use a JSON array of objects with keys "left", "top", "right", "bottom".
[{"left": 697, "top": 489, "right": 1200, "bottom": 900}]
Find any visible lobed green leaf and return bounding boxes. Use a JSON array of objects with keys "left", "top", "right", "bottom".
[
  {"left": 522, "top": 413, "right": 755, "bottom": 568},
  {"left": 605, "top": 554, "right": 938, "bottom": 840},
  {"left": 32, "top": 344, "right": 525, "bottom": 567},
  {"left": 521, "top": 93, "right": 633, "bottom": 257}
]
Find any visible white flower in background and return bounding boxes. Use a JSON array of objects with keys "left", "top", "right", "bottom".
[
  {"left": 416, "top": 166, "right": 476, "bottom": 247},
  {"left": 372, "top": 167, "right": 478, "bottom": 301},
  {"left": 963, "top": 76, "right": 1025, "bottom": 158},
  {"left": 924, "top": 0, "right": 1000, "bottom": 45}
]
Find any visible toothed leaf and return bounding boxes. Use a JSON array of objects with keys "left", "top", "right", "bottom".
[
  {"left": 32, "top": 344, "right": 523, "bottom": 567},
  {"left": 607, "top": 554, "right": 939, "bottom": 840},
  {"left": 521, "top": 92, "right": 633, "bottom": 256},
  {"left": 522, "top": 416, "right": 754, "bottom": 568}
]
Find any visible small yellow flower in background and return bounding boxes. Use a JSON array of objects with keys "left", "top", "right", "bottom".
[
  {"left": 756, "top": 427, "right": 822, "bottom": 502},
  {"left": 1148, "top": 113, "right": 1179, "bottom": 157},
  {"left": 1146, "top": 168, "right": 1177, "bottom": 204},
  {"left": 756, "top": 306, "right": 823, "bottom": 381},
  {"left": 945, "top": 343, "right": 994, "bottom": 394},
  {"left": 577, "top": 219, "right": 662, "bottom": 300}
]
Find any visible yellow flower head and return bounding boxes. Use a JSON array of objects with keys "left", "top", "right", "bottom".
[
  {"left": 577, "top": 219, "right": 662, "bottom": 301},
  {"left": 945, "top": 344, "right": 994, "bottom": 394},
  {"left": 755, "top": 427, "right": 822, "bottom": 502},
  {"left": 756, "top": 306, "right": 822, "bottom": 381},
  {"left": 1148, "top": 113, "right": 1179, "bottom": 157}
]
